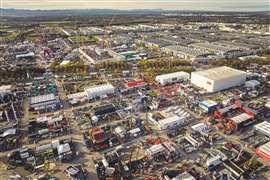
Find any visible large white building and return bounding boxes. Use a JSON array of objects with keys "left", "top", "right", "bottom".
[
  {"left": 191, "top": 66, "right": 246, "bottom": 92},
  {"left": 155, "top": 71, "right": 190, "bottom": 86},
  {"left": 84, "top": 84, "right": 115, "bottom": 99}
]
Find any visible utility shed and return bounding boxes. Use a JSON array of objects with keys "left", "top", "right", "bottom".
[
  {"left": 191, "top": 66, "right": 246, "bottom": 92},
  {"left": 254, "top": 121, "right": 270, "bottom": 137},
  {"left": 85, "top": 84, "right": 115, "bottom": 99},
  {"left": 155, "top": 71, "right": 190, "bottom": 86}
]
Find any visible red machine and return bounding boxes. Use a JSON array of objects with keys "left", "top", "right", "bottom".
[{"left": 90, "top": 128, "right": 108, "bottom": 149}]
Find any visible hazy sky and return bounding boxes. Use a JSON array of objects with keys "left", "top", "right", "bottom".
[{"left": 1, "top": 0, "right": 269, "bottom": 11}]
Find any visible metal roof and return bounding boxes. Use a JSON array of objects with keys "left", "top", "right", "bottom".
[
  {"left": 192, "top": 66, "right": 246, "bottom": 81},
  {"left": 30, "top": 93, "right": 56, "bottom": 105},
  {"left": 84, "top": 84, "right": 115, "bottom": 98},
  {"left": 156, "top": 71, "right": 190, "bottom": 81},
  {"left": 254, "top": 121, "right": 270, "bottom": 137},
  {"left": 257, "top": 141, "right": 270, "bottom": 160},
  {"left": 230, "top": 113, "right": 253, "bottom": 124},
  {"left": 164, "top": 45, "right": 209, "bottom": 57}
]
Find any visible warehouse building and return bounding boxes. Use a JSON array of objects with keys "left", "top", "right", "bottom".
[
  {"left": 254, "top": 121, "right": 270, "bottom": 138},
  {"left": 84, "top": 84, "right": 115, "bottom": 100},
  {"left": 93, "top": 104, "right": 116, "bottom": 116},
  {"left": 29, "top": 93, "right": 61, "bottom": 111},
  {"left": 229, "top": 113, "right": 254, "bottom": 130},
  {"left": 189, "top": 42, "right": 237, "bottom": 55},
  {"left": 256, "top": 141, "right": 270, "bottom": 161},
  {"left": 162, "top": 45, "right": 209, "bottom": 60},
  {"left": 157, "top": 115, "right": 187, "bottom": 130},
  {"left": 191, "top": 66, "right": 246, "bottom": 92},
  {"left": 155, "top": 71, "right": 190, "bottom": 86}
]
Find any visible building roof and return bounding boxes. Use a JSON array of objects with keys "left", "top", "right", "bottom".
[
  {"left": 190, "top": 42, "right": 235, "bottom": 53},
  {"left": 254, "top": 121, "right": 270, "bottom": 137},
  {"left": 173, "top": 172, "right": 196, "bottom": 180},
  {"left": 156, "top": 71, "right": 190, "bottom": 81},
  {"left": 126, "top": 80, "right": 146, "bottom": 88},
  {"left": 30, "top": 93, "right": 56, "bottom": 105},
  {"left": 16, "top": 52, "right": 35, "bottom": 59},
  {"left": 0, "top": 85, "right": 12, "bottom": 94},
  {"left": 158, "top": 115, "right": 185, "bottom": 127},
  {"left": 85, "top": 83, "right": 115, "bottom": 97},
  {"left": 256, "top": 141, "right": 270, "bottom": 161},
  {"left": 200, "top": 100, "right": 218, "bottom": 108},
  {"left": 245, "top": 80, "right": 260, "bottom": 87},
  {"left": 230, "top": 113, "right": 253, "bottom": 124},
  {"left": 147, "top": 144, "right": 166, "bottom": 156},
  {"left": 192, "top": 66, "right": 246, "bottom": 81},
  {"left": 164, "top": 45, "right": 209, "bottom": 57}
]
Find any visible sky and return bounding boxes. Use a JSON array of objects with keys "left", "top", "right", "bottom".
[{"left": 1, "top": 0, "right": 269, "bottom": 11}]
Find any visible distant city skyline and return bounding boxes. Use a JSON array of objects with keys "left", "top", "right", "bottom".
[{"left": 1, "top": 0, "right": 269, "bottom": 11}]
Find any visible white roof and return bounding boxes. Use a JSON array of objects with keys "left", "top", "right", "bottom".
[
  {"left": 0, "top": 85, "right": 12, "bottom": 93},
  {"left": 147, "top": 144, "right": 166, "bottom": 156},
  {"left": 67, "top": 92, "right": 87, "bottom": 99},
  {"left": 84, "top": 83, "right": 114, "bottom": 97},
  {"left": 30, "top": 93, "right": 56, "bottom": 105},
  {"left": 192, "top": 66, "right": 246, "bottom": 81},
  {"left": 129, "top": 128, "right": 141, "bottom": 134},
  {"left": 158, "top": 115, "right": 185, "bottom": 128},
  {"left": 254, "top": 121, "right": 270, "bottom": 137},
  {"left": 2, "top": 128, "right": 16, "bottom": 137},
  {"left": 206, "top": 155, "right": 221, "bottom": 166},
  {"left": 156, "top": 71, "right": 190, "bottom": 81},
  {"left": 57, "top": 143, "right": 71, "bottom": 154},
  {"left": 173, "top": 172, "right": 196, "bottom": 180},
  {"left": 245, "top": 80, "right": 260, "bottom": 87},
  {"left": 231, "top": 113, "right": 253, "bottom": 124},
  {"left": 16, "top": 52, "right": 35, "bottom": 59},
  {"left": 60, "top": 60, "right": 70, "bottom": 65},
  {"left": 191, "top": 123, "right": 208, "bottom": 132}
]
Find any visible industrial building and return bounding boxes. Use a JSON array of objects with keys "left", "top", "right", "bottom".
[
  {"left": 199, "top": 100, "right": 218, "bottom": 113},
  {"left": 191, "top": 66, "right": 246, "bottom": 92},
  {"left": 229, "top": 113, "right": 254, "bottom": 130},
  {"left": 158, "top": 115, "right": 187, "bottom": 130},
  {"left": 155, "top": 71, "right": 190, "bottom": 86},
  {"left": 29, "top": 93, "right": 61, "bottom": 111},
  {"left": 93, "top": 104, "right": 116, "bottom": 116},
  {"left": 162, "top": 45, "right": 209, "bottom": 60},
  {"left": 256, "top": 141, "right": 270, "bottom": 161},
  {"left": 254, "top": 121, "right": 270, "bottom": 138},
  {"left": 189, "top": 42, "right": 237, "bottom": 55},
  {"left": 84, "top": 84, "right": 115, "bottom": 99}
]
